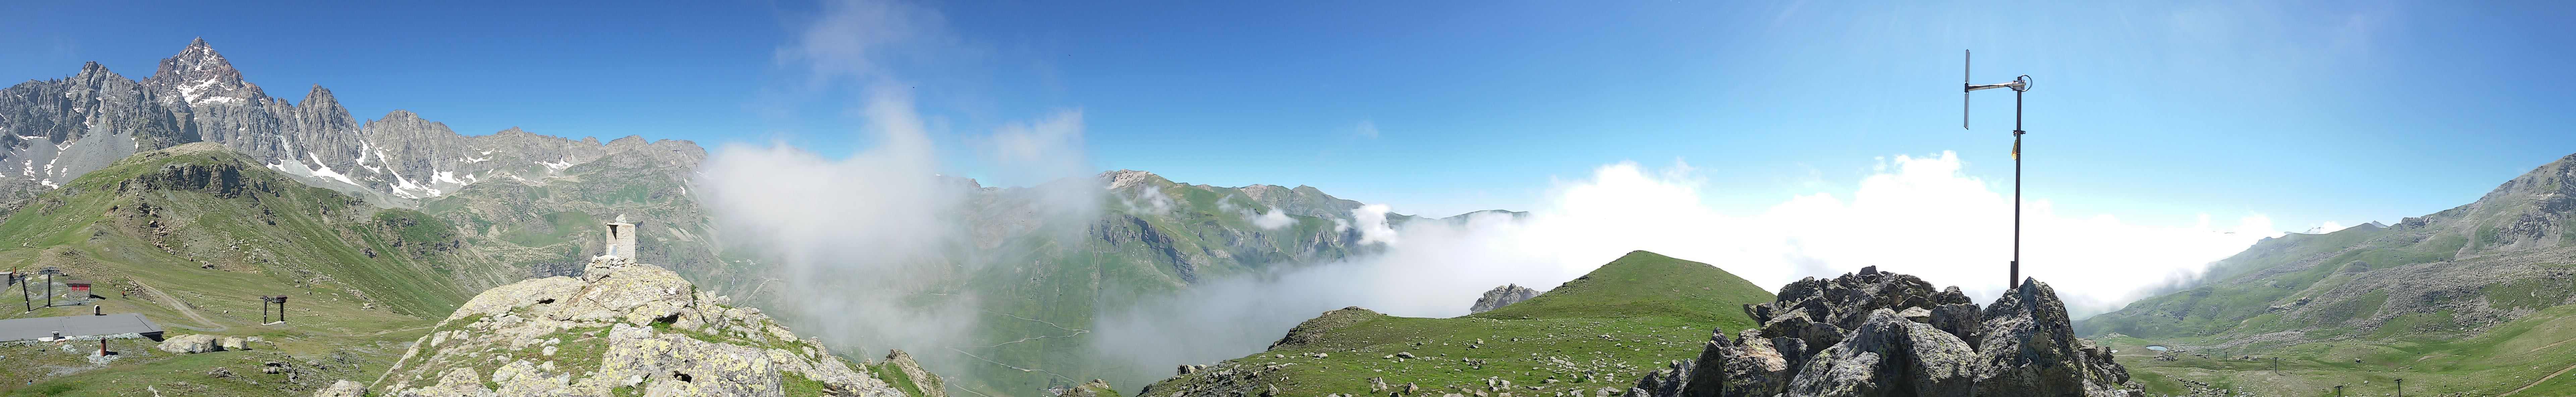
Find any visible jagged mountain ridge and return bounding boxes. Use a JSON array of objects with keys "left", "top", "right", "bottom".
[{"left": 0, "top": 38, "right": 703, "bottom": 208}]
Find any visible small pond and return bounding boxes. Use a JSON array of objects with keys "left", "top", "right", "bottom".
[{"left": 2144, "top": 345, "right": 2169, "bottom": 351}]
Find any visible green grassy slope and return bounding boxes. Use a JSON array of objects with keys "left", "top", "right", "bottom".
[
  {"left": 1139, "top": 251, "right": 1776, "bottom": 397},
  {"left": 2078, "top": 153, "right": 2576, "bottom": 396},
  {"left": 0, "top": 143, "right": 500, "bottom": 396}
]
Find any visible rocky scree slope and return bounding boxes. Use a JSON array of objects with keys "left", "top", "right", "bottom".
[
  {"left": 1630, "top": 267, "right": 2139, "bottom": 397},
  {"left": 369, "top": 253, "right": 920, "bottom": 397}
]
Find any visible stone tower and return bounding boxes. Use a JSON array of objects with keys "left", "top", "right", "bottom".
[{"left": 604, "top": 215, "right": 637, "bottom": 258}]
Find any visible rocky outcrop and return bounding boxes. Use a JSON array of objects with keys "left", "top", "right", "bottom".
[
  {"left": 1967, "top": 279, "right": 2134, "bottom": 397},
  {"left": 883, "top": 349, "right": 949, "bottom": 397},
  {"left": 1055, "top": 379, "right": 1124, "bottom": 397},
  {"left": 1630, "top": 267, "right": 2140, "bottom": 397},
  {"left": 369, "top": 254, "right": 912, "bottom": 397},
  {"left": 1469, "top": 284, "right": 1539, "bottom": 313}
]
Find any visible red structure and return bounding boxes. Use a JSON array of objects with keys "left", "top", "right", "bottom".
[{"left": 64, "top": 280, "right": 89, "bottom": 292}]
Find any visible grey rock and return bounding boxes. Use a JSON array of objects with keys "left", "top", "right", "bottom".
[
  {"left": 156, "top": 334, "right": 221, "bottom": 354},
  {"left": 1778, "top": 309, "right": 1974, "bottom": 397},
  {"left": 1970, "top": 278, "right": 2140, "bottom": 397},
  {"left": 311, "top": 379, "right": 366, "bottom": 397},
  {"left": 1470, "top": 284, "right": 1540, "bottom": 313},
  {"left": 1633, "top": 269, "right": 2139, "bottom": 397}
]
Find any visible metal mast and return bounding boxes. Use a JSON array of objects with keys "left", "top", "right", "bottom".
[{"left": 1964, "top": 50, "right": 2033, "bottom": 288}]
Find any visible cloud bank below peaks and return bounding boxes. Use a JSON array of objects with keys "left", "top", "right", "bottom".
[{"left": 1116, "top": 152, "right": 2280, "bottom": 332}]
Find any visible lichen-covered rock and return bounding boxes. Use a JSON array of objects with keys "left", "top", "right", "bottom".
[
  {"left": 1469, "top": 284, "right": 1539, "bottom": 313},
  {"left": 1631, "top": 268, "right": 2140, "bottom": 397},
  {"left": 370, "top": 254, "right": 913, "bottom": 397},
  {"left": 156, "top": 334, "right": 221, "bottom": 354}
]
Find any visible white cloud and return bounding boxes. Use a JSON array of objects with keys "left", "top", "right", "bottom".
[
  {"left": 775, "top": 0, "right": 952, "bottom": 86},
  {"left": 1247, "top": 207, "right": 1297, "bottom": 230},
  {"left": 1502, "top": 152, "right": 2278, "bottom": 316},
  {"left": 1351, "top": 204, "right": 1400, "bottom": 245},
  {"left": 1099, "top": 152, "right": 2277, "bottom": 338},
  {"left": 1351, "top": 119, "right": 1380, "bottom": 139},
  {"left": 977, "top": 111, "right": 1091, "bottom": 187},
  {"left": 1118, "top": 185, "right": 1175, "bottom": 215},
  {"left": 695, "top": 92, "right": 980, "bottom": 359}
]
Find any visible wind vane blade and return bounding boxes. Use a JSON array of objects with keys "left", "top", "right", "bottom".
[{"left": 1963, "top": 50, "right": 1971, "bottom": 129}]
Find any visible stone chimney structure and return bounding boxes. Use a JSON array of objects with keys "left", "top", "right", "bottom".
[{"left": 604, "top": 215, "right": 637, "bottom": 258}]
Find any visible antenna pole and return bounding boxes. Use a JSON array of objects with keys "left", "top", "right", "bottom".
[
  {"left": 1962, "top": 53, "right": 2033, "bottom": 289},
  {"left": 1963, "top": 50, "right": 1972, "bottom": 129},
  {"left": 2012, "top": 85, "right": 2023, "bottom": 289}
]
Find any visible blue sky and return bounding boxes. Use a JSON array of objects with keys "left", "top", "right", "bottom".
[{"left": 7, "top": 0, "right": 2576, "bottom": 231}]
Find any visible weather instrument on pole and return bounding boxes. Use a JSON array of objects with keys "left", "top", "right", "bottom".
[{"left": 1962, "top": 50, "right": 2033, "bottom": 288}]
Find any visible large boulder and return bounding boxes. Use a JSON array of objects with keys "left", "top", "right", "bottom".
[
  {"left": 1779, "top": 309, "right": 1975, "bottom": 397},
  {"left": 1970, "top": 279, "right": 2139, "bottom": 397},
  {"left": 311, "top": 380, "right": 366, "bottom": 397},
  {"left": 156, "top": 334, "right": 222, "bottom": 354}
]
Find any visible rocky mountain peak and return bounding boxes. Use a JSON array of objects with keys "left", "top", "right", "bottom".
[
  {"left": 2478, "top": 153, "right": 2576, "bottom": 206},
  {"left": 73, "top": 61, "right": 115, "bottom": 79},
  {"left": 1102, "top": 169, "right": 1171, "bottom": 190},
  {"left": 147, "top": 37, "right": 263, "bottom": 105},
  {"left": 298, "top": 84, "right": 344, "bottom": 113}
]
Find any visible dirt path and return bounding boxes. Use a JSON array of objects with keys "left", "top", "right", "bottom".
[
  {"left": 134, "top": 281, "right": 225, "bottom": 332},
  {"left": 2503, "top": 361, "right": 2576, "bottom": 396},
  {"left": 2522, "top": 334, "right": 2576, "bottom": 355}
]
